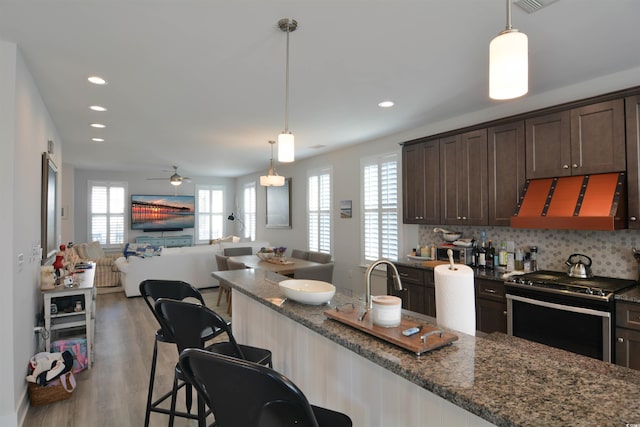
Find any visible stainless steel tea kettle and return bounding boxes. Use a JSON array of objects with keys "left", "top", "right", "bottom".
[{"left": 565, "top": 253, "right": 594, "bottom": 278}]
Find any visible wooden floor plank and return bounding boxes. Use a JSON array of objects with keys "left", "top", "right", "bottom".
[{"left": 23, "top": 287, "right": 227, "bottom": 427}]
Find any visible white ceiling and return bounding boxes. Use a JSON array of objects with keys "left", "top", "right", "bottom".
[{"left": 1, "top": 0, "right": 639, "bottom": 179}]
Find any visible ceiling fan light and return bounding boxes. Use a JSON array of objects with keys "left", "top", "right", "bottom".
[
  {"left": 489, "top": 29, "right": 528, "bottom": 100},
  {"left": 170, "top": 179, "right": 182, "bottom": 186},
  {"left": 278, "top": 132, "right": 295, "bottom": 163}
]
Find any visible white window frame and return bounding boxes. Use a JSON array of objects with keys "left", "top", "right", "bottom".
[
  {"left": 243, "top": 181, "right": 257, "bottom": 241},
  {"left": 88, "top": 181, "right": 128, "bottom": 248},
  {"left": 307, "top": 167, "right": 332, "bottom": 254},
  {"left": 361, "top": 153, "right": 399, "bottom": 263},
  {"left": 196, "top": 185, "right": 225, "bottom": 244}
]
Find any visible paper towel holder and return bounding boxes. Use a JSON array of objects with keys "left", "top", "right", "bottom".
[{"left": 447, "top": 249, "right": 458, "bottom": 271}]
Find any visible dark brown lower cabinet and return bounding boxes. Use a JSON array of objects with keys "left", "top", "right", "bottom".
[
  {"left": 475, "top": 278, "right": 507, "bottom": 334},
  {"left": 616, "top": 328, "right": 640, "bottom": 370},
  {"left": 388, "top": 265, "right": 435, "bottom": 318},
  {"left": 615, "top": 301, "right": 640, "bottom": 370}
]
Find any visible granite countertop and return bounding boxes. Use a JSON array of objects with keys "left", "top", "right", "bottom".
[
  {"left": 616, "top": 285, "right": 640, "bottom": 303},
  {"left": 214, "top": 268, "right": 640, "bottom": 427},
  {"left": 395, "top": 257, "right": 513, "bottom": 282}
]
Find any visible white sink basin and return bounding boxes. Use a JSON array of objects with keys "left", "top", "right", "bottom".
[{"left": 278, "top": 279, "right": 336, "bottom": 305}]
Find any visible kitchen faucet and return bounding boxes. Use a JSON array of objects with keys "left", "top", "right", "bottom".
[{"left": 359, "top": 259, "right": 403, "bottom": 321}]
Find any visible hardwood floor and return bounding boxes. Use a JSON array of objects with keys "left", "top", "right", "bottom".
[{"left": 23, "top": 287, "right": 228, "bottom": 427}]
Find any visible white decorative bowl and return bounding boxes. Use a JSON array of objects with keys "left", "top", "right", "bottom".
[
  {"left": 257, "top": 252, "right": 274, "bottom": 261},
  {"left": 278, "top": 279, "right": 336, "bottom": 305}
]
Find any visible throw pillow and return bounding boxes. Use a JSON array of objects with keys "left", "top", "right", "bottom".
[
  {"left": 75, "top": 243, "right": 89, "bottom": 259},
  {"left": 86, "top": 241, "right": 105, "bottom": 259}
]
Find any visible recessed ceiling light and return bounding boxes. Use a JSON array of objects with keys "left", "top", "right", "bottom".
[
  {"left": 90, "top": 105, "right": 107, "bottom": 112},
  {"left": 90, "top": 123, "right": 106, "bottom": 128},
  {"left": 91, "top": 138, "right": 105, "bottom": 142},
  {"left": 378, "top": 100, "right": 395, "bottom": 108},
  {"left": 88, "top": 76, "right": 107, "bottom": 85}
]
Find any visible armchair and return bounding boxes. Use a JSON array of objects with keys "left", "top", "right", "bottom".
[{"left": 72, "top": 241, "right": 121, "bottom": 288}]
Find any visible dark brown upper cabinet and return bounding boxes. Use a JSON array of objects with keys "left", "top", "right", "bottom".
[
  {"left": 488, "top": 121, "right": 526, "bottom": 226},
  {"left": 526, "top": 99, "right": 625, "bottom": 179},
  {"left": 402, "top": 140, "right": 439, "bottom": 224},
  {"left": 440, "top": 129, "right": 488, "bottom": 226},
  {"left": 626, "top": 95, "right": 640, "bottom": 229}
]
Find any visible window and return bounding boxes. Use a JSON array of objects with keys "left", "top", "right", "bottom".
[
  {"left": 362, "top": 153, "right": 399, "bottom": 262},
  {"left": 89, "top": 181, "right": 127, "bottom": 246},
  {"left": 308, "top": 168, "right": 331, "bottom": 253},
  {"left": 243, "top": 182, "right": 256, "bottom": 241},
  {"left": 197, "top": 185, "right": 224, "bottom": 243}
]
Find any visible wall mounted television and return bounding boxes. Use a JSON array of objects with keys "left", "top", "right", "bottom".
[{"left": 131, "top": 195, "right": 195, "bottom": 231}]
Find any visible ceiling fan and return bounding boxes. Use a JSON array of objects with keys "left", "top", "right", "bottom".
[{"left": 147, "top": 166, "right": 191, "bottom": 186}]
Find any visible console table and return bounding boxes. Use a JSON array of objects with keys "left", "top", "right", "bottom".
[
  {"left": 42, "top": 264, "right": 96, "bottom": 369},
  {"left": 135, "top": 234, "right": 193, "bottom": 247}
]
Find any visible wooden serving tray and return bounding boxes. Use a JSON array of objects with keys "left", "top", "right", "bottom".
[
  {"left": 324, "top": 308, "right": 458, "bottom": 355},
  {"left": 266, "top": 258, "right": 294, "bottom": 265}
]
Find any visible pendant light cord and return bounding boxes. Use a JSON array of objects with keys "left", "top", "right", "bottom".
[{"left": 284, "top": 22, "right": 291, "bottom": 133}]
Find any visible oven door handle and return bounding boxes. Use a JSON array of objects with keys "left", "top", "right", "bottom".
[{"left": 505, "top": 294, "right": 611, "bottom": 318}]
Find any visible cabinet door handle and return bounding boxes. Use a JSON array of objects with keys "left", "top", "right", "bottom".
[
  {"left": 631, "top": 216, "right": 637, "bottom": 222},
  {"left": 462, "top": 216, "right": 467, "bottom": 220},
  {"left": 503, "top": 311, "right": 507, "bottom": 316},
  {"left": 618, "top": 337, "right": 625, "bottom": 343},
  {"left": 399, "top": 273, "right": 409, "bottom": 277},
  {"left": 562, "top": 164, "right": 569, "bottom": 169},
  {"left": 484, "top": 288, "right": 496, "bottom": 293},
  {"left": 457, "top": 216, "right": 461, "bottom": 220},
  {"left": 572, "top": 164, "right": 578, "bottom": 168}
]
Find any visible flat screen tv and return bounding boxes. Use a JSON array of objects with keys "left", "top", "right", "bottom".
[{"left": 131, "top": 195, "right": 195, "bottom": 231}]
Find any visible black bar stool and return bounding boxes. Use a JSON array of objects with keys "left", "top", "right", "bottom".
[
  {"left": 179, "top": 348, "right": 352, "bottom": 427},
  {"left": 154, "top": 298, "right": 273, "bottom": 426},
  {"left": 139, "top": 280, "right": 225, "bottom": 427}
]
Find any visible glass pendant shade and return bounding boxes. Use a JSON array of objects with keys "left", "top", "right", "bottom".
[
  {"left": 489, "top": 29, "right": 528, "bottom": 100},
  {"left": 278, "top": 132, "right": 295, "bottom": 163},
  {"left": 260, "top": 173, "right": 285, "bottom": 187}
]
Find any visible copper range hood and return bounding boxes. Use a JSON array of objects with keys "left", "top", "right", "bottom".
[{"left": 511, "top": 172, "right": 626, "bottom": 230}]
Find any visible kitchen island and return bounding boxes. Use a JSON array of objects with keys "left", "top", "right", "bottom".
[{"left": 213, "top": 268, "right": 640, "bottom": 427}]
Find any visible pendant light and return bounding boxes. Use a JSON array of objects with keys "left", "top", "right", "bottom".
[
  {"left": 489, "top": 0, "right": 528, "bottom": 100},
  {"left": 260, "top": 140, "right": 285, "bottom": 187},
  {"left": 277, "top": 18, "right": 297, "bottom": 163}
]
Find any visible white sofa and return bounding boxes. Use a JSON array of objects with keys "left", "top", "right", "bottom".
[{"left": 114, "top": 241, "right": 270, "bottom": 297}]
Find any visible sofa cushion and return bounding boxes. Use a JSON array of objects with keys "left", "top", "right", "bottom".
[{"left": 86, "top": 241, "right": 105, "bottom": 259}]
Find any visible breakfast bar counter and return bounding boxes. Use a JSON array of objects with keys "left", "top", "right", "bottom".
[{"left": 213, "top": 268, "right": 640, "bottom": 427}]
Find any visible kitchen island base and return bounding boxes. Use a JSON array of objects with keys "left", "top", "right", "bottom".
[{"left": 232, "top": 291, "right": 493, "bottom": 427}]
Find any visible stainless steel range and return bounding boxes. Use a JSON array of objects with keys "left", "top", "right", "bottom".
[{"left": 505, "top": 270, "right": 636, "bottom": 362}]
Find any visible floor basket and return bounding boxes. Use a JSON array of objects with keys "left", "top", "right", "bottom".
[{"left": 28, "top": 372, "right": 75, "bottom": 406}]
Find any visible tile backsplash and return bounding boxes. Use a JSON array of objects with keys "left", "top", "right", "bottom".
[{"left": 418, "top": 225, "right": 640, "bottom": 280}]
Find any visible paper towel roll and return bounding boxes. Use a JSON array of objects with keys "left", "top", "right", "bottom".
[{"left": 434, "top": 263, "right": 476, "bottom": 336}]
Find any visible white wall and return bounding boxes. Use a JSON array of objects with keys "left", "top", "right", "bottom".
[
  {"left": 0, "top": 42, "right": 63, "bottom": 426},
  {"left": 72, "top": 169, "right": 237, "bottom": 246}
]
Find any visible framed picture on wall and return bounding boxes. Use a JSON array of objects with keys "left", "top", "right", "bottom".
[
  {"left": 266, "top": 178, "right": 291, "bottom": 228},
  {"left": 41, "top": 152, "right": 58, "bottom": 262}
]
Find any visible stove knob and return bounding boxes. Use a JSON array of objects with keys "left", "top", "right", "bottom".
[
  {"left": 595, "top": 288, "right": 606, "bottom": 296},
  {"left": 526, "top": 280, "right": 534, "bottom": 286},
  {"left": 585, "top": 288, "right": 594, "bottom": 295}
]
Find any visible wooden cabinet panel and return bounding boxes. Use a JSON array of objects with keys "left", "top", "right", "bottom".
[
  {"left": 616, "top": 301, "right": 640, "bottom": 330},
  {"left": 616, "top": 327, "right": 640, "bottom": 370},
  {"left": 526, "top": 99, "right": 625, "bottom": 179},
  {"left": 440, "top": 135, "right": 460, "bottom": 225},
  {"left": 626, "top": 95, "right": 640, "bottom": 229},
  {"left": 475, "top": 278, "right": 507, "bottom": 334},
  {"left": 525, "top": 111, "right": 571, "bottom": 179},
  {"left": 461, "top": 129, "right": 489, "bottom": 225},
  {"left": 402, "top": 143, "right": 425, "bottom": 224},
  {"left": 402, "top": 140, "right": 440, "bottom": 224},
  {"left": 570, "top": 99, "right": 625, "bottom": 175},
  {"left": 395, "top": 265, "right": 424, "bottom": 285},
  {"left": 488, "top": 121, "right": 525, "bottom": 226},
  {"left": 476, "top": 298, "right": 507, "bottom": 334},
  {"left": 440, "top": 130, "right": 488, "bottom": 226}
]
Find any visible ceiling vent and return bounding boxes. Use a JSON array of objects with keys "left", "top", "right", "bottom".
[{"left": 514, "top": 0, "right": 559, "bottom": 14}]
